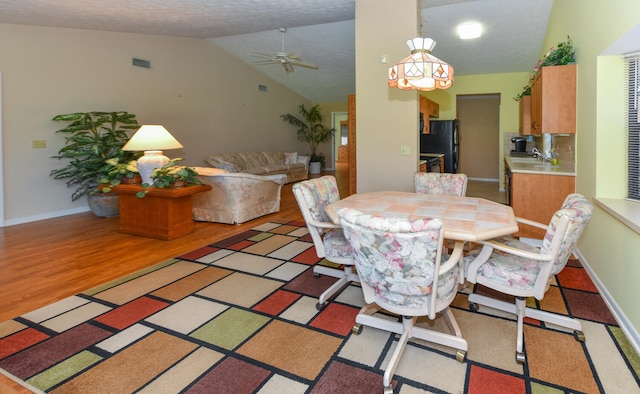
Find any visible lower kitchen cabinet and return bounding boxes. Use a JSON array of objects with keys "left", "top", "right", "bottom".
[{"left": 511, "top": 172, "right": 575, "bottom": 239}]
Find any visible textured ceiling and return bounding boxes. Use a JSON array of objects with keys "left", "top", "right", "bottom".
[{"left": 0, "top": 0, "right": 553, "bottom": 102}]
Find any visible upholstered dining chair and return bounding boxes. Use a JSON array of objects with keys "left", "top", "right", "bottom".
[
  {"left": 464, "top": 193, "right": 593, "bottom": 364},
  {"left": 292, "top": 176, "right": 358, "bottom": 310},
  {"left": 414, "top": 172, "right": 468, "bottom": 196},
  {"left": 338, "top": 208, "right": 467, "bottom": 394}
]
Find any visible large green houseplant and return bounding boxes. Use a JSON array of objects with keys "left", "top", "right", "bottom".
[
  {"left": 281, "top": 104, "right": 334, "bottom": 172},
  {"left": 50, "top": 111, "right": 141, "bottom": 216}
]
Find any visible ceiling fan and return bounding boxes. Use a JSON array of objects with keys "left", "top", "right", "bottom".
[{"left": 252, "top": 27, "right": 319, "bottom": 73}]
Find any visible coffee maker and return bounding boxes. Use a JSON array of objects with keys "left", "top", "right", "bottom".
[{"left": 511, "top": 137, "right": 527, "bottom": 155}]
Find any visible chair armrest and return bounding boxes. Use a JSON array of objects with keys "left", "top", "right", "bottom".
[
  {"left": 515, "top": 216, "right": 548, "bottom": 230},
  {"left": 309, "top": 218, "right": 342, "bottom": 230},
  {"left": 439, "top": 241, "right": 464, "bottom": 274},
  {"left": 479, "top": 239, "right": 553, "bottom": 261}
]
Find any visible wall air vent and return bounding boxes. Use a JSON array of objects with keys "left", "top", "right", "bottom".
[{"left": 132, "top": 58, "right": 151, "bottom": 69}]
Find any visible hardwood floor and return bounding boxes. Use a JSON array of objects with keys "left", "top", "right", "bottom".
[
  {"left": 0, "top": 166, "right": 498, "bottom": 323},
  {"left": 0, "top": 168, "right": 347, "bottom": 323}
]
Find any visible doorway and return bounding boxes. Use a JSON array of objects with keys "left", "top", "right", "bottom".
[
  {"left": 456, "top": 94, "right": 500, "bottom": 181},
  {"left": 331, "top": 111, "right": 348, "bottom": 171}
]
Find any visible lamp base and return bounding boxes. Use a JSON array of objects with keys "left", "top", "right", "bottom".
[{"left": 137, "top": 150, "right": 169, "bottom": 185}]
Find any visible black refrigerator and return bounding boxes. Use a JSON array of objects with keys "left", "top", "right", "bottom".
[{"left": 420, "top": 119, "right": 459, "bottom": 173}]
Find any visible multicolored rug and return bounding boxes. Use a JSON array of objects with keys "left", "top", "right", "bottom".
[{"left": 1, "top": 220, "right": 639, "bottom": 393}]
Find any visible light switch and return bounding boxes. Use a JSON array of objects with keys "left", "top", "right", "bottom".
[
  {"left": 32, "top": 140, "right": 46, "bottom": 149},
  {"left": 400, "top": 146, "right": 410, "bottom": 155}
]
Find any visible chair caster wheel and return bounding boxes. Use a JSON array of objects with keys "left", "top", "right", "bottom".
[
  {"left": 352, "top": 324, "right": 363, "bottom": 335},
  {"left": 316, "top": 302, "right": 326, "bottom": 311},
  {"left": 383, "top": 385, "right": 394, "bottom": 394},
  {"left": 456, "top": 350, "right": 467, "bottom": 363},
  {"left": 573, "top": 330, "right": 586, "bottom": 342},
  {"left": 469, "top": 303, "right": 479, "bottom": 312},
  {"left": 515, "top": 351, "right": 526, "bottom": 365}
]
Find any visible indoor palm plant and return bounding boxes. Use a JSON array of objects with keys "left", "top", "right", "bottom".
[
  {"left": 50, "top": 111, "right": 141, "bottom": 216},
  {"left": 281, "top": 104, "right": 334, "bottom": 173}
]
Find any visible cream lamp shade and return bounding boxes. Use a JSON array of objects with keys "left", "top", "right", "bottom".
[
  {"left": 388, "top": 37, "right": 454, "bottom": 91},
  {"left": 122, "top": 125, "right": 183, "bottom": 185}
]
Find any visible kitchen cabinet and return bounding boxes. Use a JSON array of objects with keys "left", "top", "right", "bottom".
[
  {"left": 420, "top": 95, "right": 440, "bottom": 134},
  {"left": 509, "top": 169, "right": 575, "bottom": 238},
  {"left": 519, "top": 95, "right": 532, "bottom": 135},
  {"left": 530, "top": 64, "right": 576, "bottom": 134}
]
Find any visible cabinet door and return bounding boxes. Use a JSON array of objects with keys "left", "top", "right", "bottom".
[
  {"left": 531, "top": 65, "right": 576, "bottom": 134},
  {"left": 419, "top": 95, "right": 429, "bottom": 134},
  {"left": 511, "top": 172, "right": 575, "bottom": 238},
  {"left": 519, "top": 95, "right": 532, "bottom": 135}
]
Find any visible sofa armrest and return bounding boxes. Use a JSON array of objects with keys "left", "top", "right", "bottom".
[{"left": 297, "top": 155, "right": 310, "bottom": 169}]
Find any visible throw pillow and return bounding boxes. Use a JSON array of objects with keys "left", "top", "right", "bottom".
[
  {"left": 212, "top": 161, "right": 240, "bottom": 172},
  {"left": 284, "top": 152, "right": 298, "bottom": 164}
]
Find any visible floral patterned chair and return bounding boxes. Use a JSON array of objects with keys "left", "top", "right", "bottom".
[
  {"left": 292, "top": 176, "right": 358, "bottom": 310},
  {"left": 464, "top": 193, "right": 593, "bottom": 364},
  {"left": 414, "top": 172, "right": 468, "bottom": 196},
  {"left": 338, "top": 208, "right": 467, "bottom": 393}
]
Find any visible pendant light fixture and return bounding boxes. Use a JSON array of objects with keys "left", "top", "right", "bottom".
[{"left": 388, "top": 37, "right": 454, "bottom": 91}]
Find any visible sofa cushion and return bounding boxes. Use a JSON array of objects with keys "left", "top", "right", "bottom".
[{"left": 284, "top": 152, "right": 298, "bottom": 164}]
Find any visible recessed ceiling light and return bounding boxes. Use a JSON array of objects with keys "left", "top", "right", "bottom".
[{"left": 457, "top": 22, "right": 482, "bottom": 40}]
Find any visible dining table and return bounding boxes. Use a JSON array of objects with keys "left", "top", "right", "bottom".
[{"left": 325, "top": 191, "right": 519, "bottom": 242}]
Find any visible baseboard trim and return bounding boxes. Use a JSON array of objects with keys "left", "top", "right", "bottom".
[
  {"left": 468, "top": 177, "right": 499, "bottom": 182},
  {"left": 574, "top": 248, "right": 640, "bottom": 355},
  {"left": 3, "top": 207, "right": 90, "bottom": 227}
]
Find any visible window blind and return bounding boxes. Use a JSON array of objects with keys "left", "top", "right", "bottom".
[{"left": 625, "top": 54, "right": 640, "bottom": 200}]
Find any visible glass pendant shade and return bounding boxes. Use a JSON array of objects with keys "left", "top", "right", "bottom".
[
  {"left": 122, "top": 125, "right": 183, "bottom": 185},
  {"left": 388, "top": 38, "right": 454, "bottom": 91}
]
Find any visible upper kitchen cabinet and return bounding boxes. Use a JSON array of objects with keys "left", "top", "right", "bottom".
[
  {"left": 420, "top": 95, "right": 440, "bottom": 134},
  {"left": 519, "top": 95, "right": 532, "bottom": 135},
  {"left": 530, "top": 64, "right": 576, "bottom": 134}
]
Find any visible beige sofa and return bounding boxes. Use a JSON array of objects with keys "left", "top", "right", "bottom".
[
  {"left": 205, "top": 151, "right": 309, "bottom": 183},
  {"left": 192, "top": 167, "right": 286, "bottom": 224}
]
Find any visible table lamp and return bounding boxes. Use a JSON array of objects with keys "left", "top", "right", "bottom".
[{"left": 122, "top": 125, "right": 183, "bottom": 185}]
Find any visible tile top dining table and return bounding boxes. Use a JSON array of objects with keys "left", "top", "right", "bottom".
[{"left": 325, "top": 191, "right": 519, "bottom": 242}]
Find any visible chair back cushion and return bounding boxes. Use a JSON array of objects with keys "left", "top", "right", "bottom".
[
  {"left": 414, "top": 172, "right": 468, "bottom": 196},
  {"left": 292, "top": 176, "right": 340, "bottom": 222},
  {"left": 542, "top": 193, "right": 593, "bottom": 275},
  {"left": 338, "top": 208, "right": 457, "bottom": 310}
]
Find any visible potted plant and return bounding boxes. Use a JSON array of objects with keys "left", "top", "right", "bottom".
[
  {"left": 281, "top": 104, "right": 334, "bottom": 174},
  {"left": 97, "top": 158, "right": 141, "bottom": 194},
  {"left": 49, "top": 111, "right": 141, "bottom": 217},
  {"left": 136, "top": 158, "right": 202, "bottom": 198}
]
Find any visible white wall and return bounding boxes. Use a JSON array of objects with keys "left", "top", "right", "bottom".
[
  {"left": 355, "top": 0, "right": 420, "bottom": 193},
  {"left": 0, "top": 24, "right": 311, "bottom": 224}
]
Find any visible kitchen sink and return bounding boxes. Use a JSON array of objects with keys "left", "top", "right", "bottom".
[{"left": 509, "top": 157, "right": 539, "bottom": 163}]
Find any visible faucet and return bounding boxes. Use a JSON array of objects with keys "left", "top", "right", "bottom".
[{"left": 532, "top": 147, "right": 543, "bottom": 160}]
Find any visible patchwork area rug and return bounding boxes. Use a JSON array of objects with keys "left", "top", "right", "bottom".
[{"left": 1, "top": 220, "right": 639, "bottom": 393}]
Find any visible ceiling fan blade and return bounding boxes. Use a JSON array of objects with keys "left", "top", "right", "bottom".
[
  {"left": 254, "top": 60, "right": 280, "bottom": 65},
  {"left": 252, "top": 52, "right": 275, "bottom": 59},
  {"left": 291, "top": 60, "right": 319, "bottom": 70}
]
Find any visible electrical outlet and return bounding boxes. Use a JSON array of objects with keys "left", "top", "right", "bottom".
[
  {"left": 32, "top": 140, "right": 46, "bottom": 149},
  {"left": 400, "top": 145, "right": 410, "bottom": 155}
]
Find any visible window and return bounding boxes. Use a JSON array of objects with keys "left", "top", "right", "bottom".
[{"left": 626, "top": 54, "right": 640, "bottom": 200}]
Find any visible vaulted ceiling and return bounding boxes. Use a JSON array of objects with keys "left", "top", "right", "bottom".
[{"left": 0, "top": 0, "right": 554, "bottom": 102}]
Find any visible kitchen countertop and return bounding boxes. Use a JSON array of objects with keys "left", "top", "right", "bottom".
[
  {"left": 420, "top": 153, "right": 444, "bottom": 158},
  {"left": 505, "top": 155, "right": 575, "bottom": 176}
]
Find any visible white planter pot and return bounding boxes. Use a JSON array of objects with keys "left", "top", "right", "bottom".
[{"left": 309, "top": 161, "right": 321, "bottom": 174}]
